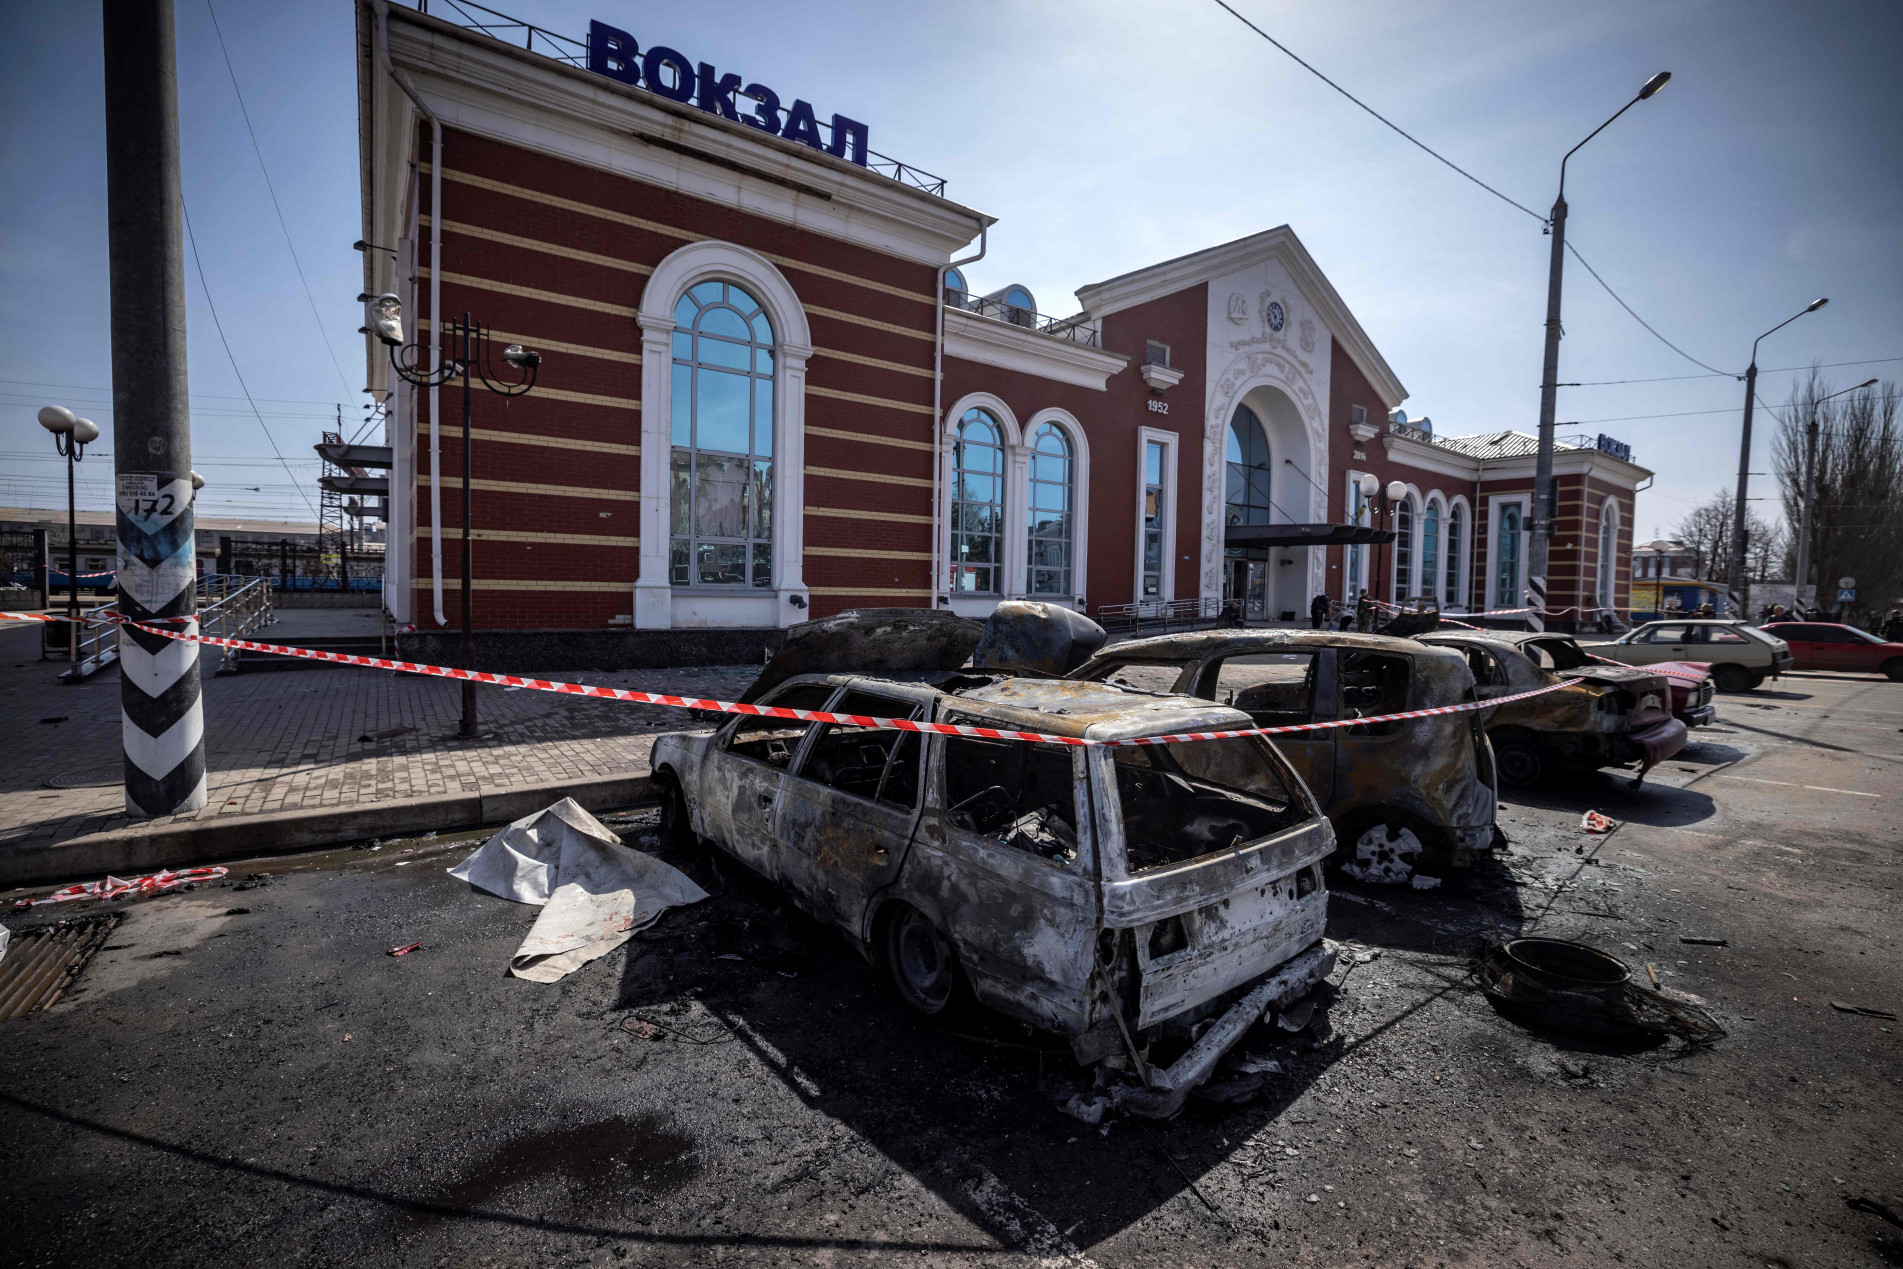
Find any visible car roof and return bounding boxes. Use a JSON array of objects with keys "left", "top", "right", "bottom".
[
  {"left": 769, "top": 672, "right": 1252, "bottom": 743},
  {"left": 1096, "top": 628, "right": 1450, "bottom": 659},
  {"left": 1422, "top": 630, "right": 1566, "bottom": 648}
]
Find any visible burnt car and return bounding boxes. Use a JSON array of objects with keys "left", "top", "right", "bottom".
[
  {"left": 1068, "top": 630, "right": 1498, "bottom": 884},
  {"left": 650, "top": 672, "right": 1337, "bottom": 1117},
  {"left": 1416, "top": 631, "right": 1687, "bottom": 787}
]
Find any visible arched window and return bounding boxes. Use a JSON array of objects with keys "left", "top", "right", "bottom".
[
  {"left": 1596, "top": 498, "right": 1619, "bottom": 609},
  {"left": 952, "top": 408, "right": 1004, "bottom": 594},
  {"left": 1394, "top": 496, "right": 1415, "bottom": 598},
  {"left": 1496, "top": 503, "right": 1522, "bottom": 608},
  {"left": 1444, "top": 503, "right": 1464, "bottom": 607},
  {"left": 1421, "top": 500, "right": 1440, "bottom": 602},
  {"left": 670, "top": 280, "right": 775, "bottom": 588},
  {"left": 1027, "top": 421, "right": 1073, "bottom": 596},
  {"left": 1001, "top": 286, "right": 1035, "bottom": 328},
  {"left": 1225, "top": 406, "right": 1274, "bottom": 526},
  {"left": 944, "top": 267, "right": 967, "bottom": 299}
]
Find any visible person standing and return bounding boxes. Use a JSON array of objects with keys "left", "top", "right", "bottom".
[
  {"left": 1881, "top": 608, "right": 1903, "bottom": 642},
  {"left": 1310, "top": 592, "right": 1330, "bottom": 629}
]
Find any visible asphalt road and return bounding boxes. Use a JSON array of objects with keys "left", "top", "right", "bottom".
[{"left": 1, "top": 670, "right": 1898, "bottom": 1267}]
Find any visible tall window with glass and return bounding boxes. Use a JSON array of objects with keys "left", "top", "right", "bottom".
[
  {"left": 1495, "top": 503, "right": 1522, "bottom": 609},
  {"left": 1346, "top": 478, "right": 1366, "bottom": 598},
  {"left": 1394, "top": 497, "right": 1414, "bottom": 598},
  {"left": 1420, "top": 501, "right": 1440, "bottom": 602},
  {"left": 1225, "top": 408, "right": 1273, "bottom": 527},
  {"left": 1027, "top": 422, "right": 1073, "bottom": 597},
  {"left": 1142, "top": 440, "right": 1166, "bottom": 599},
  {"left": 951, "top": 408, "right": 1003, "bottom": 594},
  {"left": 1444, "top": 504, "right": 1463, "bottom": 608},
  {"left": 1596, "top": 500, "right": 1618, "bottom": 609},
  {"left": 670, "top": 281, "right": 774, "bottom": 588}
]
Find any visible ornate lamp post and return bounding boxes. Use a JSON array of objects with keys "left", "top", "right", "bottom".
[
  {"left": 369, "top": 294, "right": 540, "bottom": 738},
  {"left": 38, "top": 405, "right": 101, "bottom": 669}
]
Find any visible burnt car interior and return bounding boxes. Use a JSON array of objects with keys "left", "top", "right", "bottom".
[
  {"left": 942, "top": 736, "right": 1080, "bottom": 865},
  {"left": 724, "top": 682, "right": 834, "bottom": 768},
  {"left": 1339, "top": 652, "right": 1409, "bottom": 736},
  {"left": 798, "top": 690, "right": 924, "bottom": 809},
  {"left": 1111, "top": 739, "right": 1307, "bottom": 873},
  {"left": 1190, "top": 653, "right": 1318, "bottom": 727}
]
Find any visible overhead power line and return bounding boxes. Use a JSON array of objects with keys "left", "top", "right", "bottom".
[
  {"left": 1209, "top": 0, "right": 1545, "bottom": 221},
  {"left": 1561, "top": 356, "right": 1903, "bottom": 387},
  {"left": 203, "top": 0, "right": 356, "bottom": 402},
  {"left": 1563, "top": 242, "right": 1733, "bottom": 376},
  {"left": 0, "top": 377, "right": 346, "bottom": 407},
  {"left": 181, "top": 199, "right": 321, "bottom": 522}
]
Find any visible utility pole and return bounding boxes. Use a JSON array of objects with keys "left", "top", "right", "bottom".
[
  {"left": 1794, "top": 378, "right": 1877, "bottom": 614},
  {"left": 103, "top": 0, "right": 208, "bottom": 816},
  {"left": 1728, "top": 299, "right": 1828, "bottom": 619},
  {"left": 1528, "top": 72, "right": 1670, "bottom": 635}
]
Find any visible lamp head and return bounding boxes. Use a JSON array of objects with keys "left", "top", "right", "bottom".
[
  {"left": 1805, "top": 297, "right": 1828, "bottom": 312},
  {"left": 70, "top": 418, "right": 100, "bottom": 446},
  {"left": 1357, "top": 472, "right": 1380, "bottom": 499},
  {"left": 502, "top": 344, "right": 541, "bottom": 369},
  {"left": 1638, "top": 71, "right": 1671, "bottom": 99},
  {"left": 368, "top": 293, "right": 405, "bottom": 347},
  {"left": 1856, "top": 377, "right": 1879, "bottom": 389},
  {"left": 190, "top": 471, "right": 205, "bottom": 490},
  {"left": 38, "top": 405, "right": 76, "bottom": 435},
  {"left": 1385, "top": 480, "right": 1408, "bottom": 502}
]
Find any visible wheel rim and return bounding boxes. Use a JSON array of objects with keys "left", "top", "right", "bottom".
[
  {"left": 890, "top": 909, "right": 954, "bottom": 1012},
  {"left": 660, "top": 776, "right": 688, "bottom": 838},
  {"left": 1497, "top": 746, "right": 1542, "bottom": 786},
  {"left": 1714, "top": 667, "right": 1749, "bottom": 693},
  {"left": 1341, "top": 823, "right": 1425, "bottom": 883}
]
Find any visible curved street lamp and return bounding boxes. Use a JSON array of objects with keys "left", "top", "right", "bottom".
[
  {"left": 1727, "top": 297, "right": 1827, "bottom": 614},
  {"left": 38, "top": 405, "right": 101, "bottom": 669},
  {"left": 371, "top": 294, "right": 540, "bottom": 738},
  {"left": 1530, "top": 71, "right": 1671, "bottom": 631}
]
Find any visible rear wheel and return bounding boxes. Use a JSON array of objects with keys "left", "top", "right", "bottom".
[
  {"left": 1711, "top": 664, "right": 1754, "bottom": 694},
  {"left": 1882, "top": 658, "right": 1903, "bottom": 683},
  {"left": 656, "top": 768, "right": 695, "bottom": 848},
  {"left": 1340, "top": 819, "right": 1427, "bottom": 883},
  {"left": 1494, "top": 739, "right": 1550, "bottom": 788},
  {"left": 881, "top": 903, "right": 963, "bottom": 1017}
]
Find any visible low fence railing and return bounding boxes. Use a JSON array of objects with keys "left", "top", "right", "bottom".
[
  {"left": 1094, "top": 597, "right": 1226, "bottom": 637},
  {"left": 944, "top": 291, "right": 1101, "bottom": 348},
  {"left": 54, "top": 575, "right": 276, "bottom": 682}
]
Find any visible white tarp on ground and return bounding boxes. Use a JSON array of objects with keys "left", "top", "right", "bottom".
[{"left": 449, "top": 798, "right": 707, "bottom": 983}]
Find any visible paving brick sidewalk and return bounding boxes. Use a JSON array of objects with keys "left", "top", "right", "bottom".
[{"left": 0, "top": 616, "right": 756, "bottom": 853}]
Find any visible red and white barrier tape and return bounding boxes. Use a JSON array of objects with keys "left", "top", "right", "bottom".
[
  {"left": 2, "top": 609, "right": 1568, "bottom": 748},
  {"left": 14, "top": 865, "right": 229, "bottom": 908}
]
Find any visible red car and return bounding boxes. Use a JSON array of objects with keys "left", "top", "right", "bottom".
[
  {"left": 1761, "top": 623, "right": 1903, "bottom": 681},
  {"left": 1648, "top": 660, "right": 1717, "bottom": 726}
]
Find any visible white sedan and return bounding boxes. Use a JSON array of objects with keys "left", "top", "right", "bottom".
[{"left": 1577, "top": 619, "right": 1793, "bottom": 693}]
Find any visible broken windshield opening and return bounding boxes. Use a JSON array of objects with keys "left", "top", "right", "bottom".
[
  {"left": 1080, "top": 661, "right": 1185, "bottom": 695},
  {"left": 1111, "top": 738, "right": 1307, "bottom": 874}
]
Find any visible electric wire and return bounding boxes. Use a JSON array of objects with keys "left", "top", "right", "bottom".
[
  {"left": 181, "top": 199, "right": 322, "bottom": 522},
  {"left": 1209, "top": 0, "right": 1545, "bottom": 222},
  {"left": 1564, "top": 242, "right": 1734, "bottom": 376},
  {"left": 203, "top": 0, "right": 356, "bottom": 404},
  {"left": 1562, "top": 356, "right": 1903, "bottom": 387}
]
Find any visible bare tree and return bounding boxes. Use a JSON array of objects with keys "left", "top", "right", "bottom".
[
  {"left": 1773, "top": 373, "right": 1903, "bottom": 625},
  {"left": 1668, "top": 490, "right": 1783, "bottom": 584}
]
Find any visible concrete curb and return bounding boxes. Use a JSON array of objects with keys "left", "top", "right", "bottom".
[{"left": 1, "top": 773, "right": 655, "bottom": 890}]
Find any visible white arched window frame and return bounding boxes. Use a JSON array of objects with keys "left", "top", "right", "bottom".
[
  {"left": 1444, "top": 497, "right": 1471, "bottom": 611},
  {"left": 635, "top": 241, "right": 812, "bottom": 630},
  {"left": 1595, "top": 496, "right": 1620, "bottom": 611},
  {"left": 1391, "top": 488, "right": 1420, "bottom": 600},
  {"left": 1024, "top": 408, "right": 1090, "bottom": 605},
  {"left": 1343, "top": 469, "right": 1369, "bottom": 601},
  {"left": 1420, "top": 495, "right": 1443, "bottom": 603},
  {"left": 940, "top": 393, "right": 1022, "bottom": 618}
]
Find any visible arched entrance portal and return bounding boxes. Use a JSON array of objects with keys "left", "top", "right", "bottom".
[{"left": 1221, "top": 385, "right": 1315, "bottom": 621}]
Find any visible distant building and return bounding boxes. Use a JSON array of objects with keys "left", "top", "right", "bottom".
[{"left": 1632, "top": 538, "right": 1700, "bottom": 581}]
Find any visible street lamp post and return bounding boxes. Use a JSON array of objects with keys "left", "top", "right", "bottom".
[
  {"left": 1728, "top": 298, "right": 1828, "bottom": 616},
  {"left": 1792, "top": 376, "right": 1875, "bottom": 614},
  {"left": 1529, "top": 71, "right": 1671, "bottom": 632},
  {"left": 37, "top": 405, "right": 101, "bottom": 669},
  {"left": 370, "top": 295, "right": 540, "bottom": 739}
]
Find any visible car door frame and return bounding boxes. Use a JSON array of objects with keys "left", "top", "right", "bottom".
[
  {"left": 700, "top": 679, "right": 842, "bottom": 881},
  {"left": 1184, "top": 643, "right": 1339, "bottom": 810}
]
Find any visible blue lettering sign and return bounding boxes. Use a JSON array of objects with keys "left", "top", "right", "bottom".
[
  {"left": 1595, "top": 434, "right": 1632, "bottom": 463},
  {"left": 585, "top": 19, "right": 869, "bottom": 166}
]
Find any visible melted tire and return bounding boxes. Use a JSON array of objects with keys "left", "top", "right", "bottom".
[{"left": 881, "top": 903, "right": 965, "bottom": 1018}]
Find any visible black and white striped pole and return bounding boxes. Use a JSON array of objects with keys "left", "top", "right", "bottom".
[{"left": 103, "top": 0, "right": 207, "bottom": 816}]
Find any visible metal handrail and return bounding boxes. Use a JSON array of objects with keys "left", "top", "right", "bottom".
[
  {"left": 944, "top": 290, "right": 1101, "bottom": 348},
  {"left": 415, "top": 0, "right": 949, "bottom": 198},
  {"left": 1094, "top": 596, "right": 1224, "bottom": 636}
]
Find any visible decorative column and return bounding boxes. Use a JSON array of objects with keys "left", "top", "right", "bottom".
[
  {"left": 1004, "top": 442, "right": 1032, "bottom": 598},
  {"left": 634, "top": 315, "right": 674, "bottom": 629},
  {"left": 773, "top": 342, "right": 812, "bottom": 624}
]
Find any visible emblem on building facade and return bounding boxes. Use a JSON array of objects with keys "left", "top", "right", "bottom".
[
  {"left": 1226, "top": 293, "right": 1249, "bottom": 325},
  {"left": 1299, "top": 318, "right": 1315, "bottom": 354}
]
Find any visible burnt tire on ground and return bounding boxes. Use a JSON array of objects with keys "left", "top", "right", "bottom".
[
  {"left": 1333, "top": 813, "right": 1430, "bottom": 883},
  {"left": 1493, "top": 739, "right": 1550, "bottom": 788},
  {"left": 880, "top": 902, "right": 966, "bottom": 1017},
  {"left": 1711, "top": 664, "right": 1755, "bottom": 694},
  {"left": 656, "top": 768, "right": 695, "bottom": 848}
]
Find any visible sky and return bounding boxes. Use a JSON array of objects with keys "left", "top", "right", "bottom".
[{"left": 2, "top": 0, "right": 1899, "bottom": 539}]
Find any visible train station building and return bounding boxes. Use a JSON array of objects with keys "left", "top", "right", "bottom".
[{"left": 357, "top": 2, "right": 1650, "bottom": 652}]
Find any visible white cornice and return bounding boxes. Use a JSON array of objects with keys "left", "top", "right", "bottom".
[
  {"left": 1074, "top": 226, "right": 1407, "bottom": 410},
  {"left": 1139, "top": 363, "right": 1184, "bottom": 392},
  {"left": 943, "top": 309, "right": 1129, "bottom": 391},
  {"left": 376, "top": 4, "right": 989, "bottom": 265},
  {"left": 1381, "top": 433, "right": 1653, "bottom": 489},
  {"left": 1380, "top": 434, "right": 1480, "bottom": 482}
]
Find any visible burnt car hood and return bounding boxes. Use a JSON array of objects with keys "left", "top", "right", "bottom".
[{"left": 1556, "top": 665, "right": 1669, "bottom": 691}]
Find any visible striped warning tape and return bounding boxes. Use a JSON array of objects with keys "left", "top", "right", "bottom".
[{"left": 2, "top": 609, "right": 1569, "bottom": 747}]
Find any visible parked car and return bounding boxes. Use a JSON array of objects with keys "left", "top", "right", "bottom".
[
  {"left": 650, "top": 672, "right": 1337, "bottom": 1117},
  {"left": 1417, "top": 631, "right": 1687, "bottom": 787},
  {"left": 1461, "top": 628, "right": 1715, "bottom": 728},
  {"left": 1760, "top": 622, "right": 1903, "bottom": 680},
  {"left": 1067, "top": 630, "right": 1498, "bottom": 883},
  {"left": 1577, "top": 619, "right": 1792, "bottom": 694}
]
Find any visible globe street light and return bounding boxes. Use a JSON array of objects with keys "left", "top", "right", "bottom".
[
  {"left": 1529, "top": 71, "right": 1671, "bottom": 631},
  {"left": 372, "top": 294, "right": 541, "bottom": 738},
  {"left": 39, "top": 405, "right": 100, "bottom": 670},
  {"left": 1727, "top": 297, "right": 1827, "bottom": 615}
]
